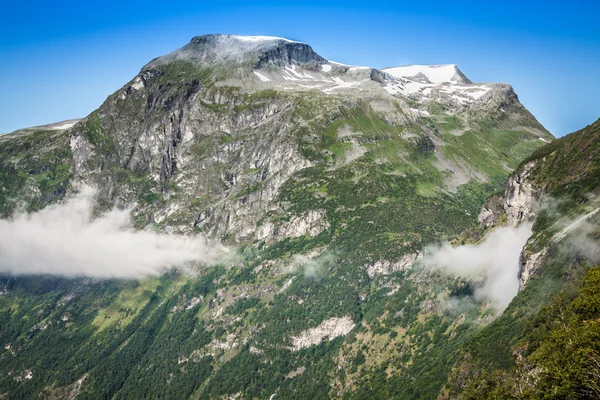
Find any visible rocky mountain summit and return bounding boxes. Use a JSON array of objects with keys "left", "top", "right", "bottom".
[
  {"left": 61, "top": 34, "right": 552, "bottom": 241},
  {"left": 0, "top": 34, "right": 581, "bottom": 400}
]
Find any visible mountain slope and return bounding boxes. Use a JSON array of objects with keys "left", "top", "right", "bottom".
[
  {"left": 443, "top": 118, "right": 600, "bottom": 398},
  {"left": 0, "top": 34, "right": 555, "bottom": 399},
  {"left": 0, "top": 120, "right": 79, "bottom": 216}
]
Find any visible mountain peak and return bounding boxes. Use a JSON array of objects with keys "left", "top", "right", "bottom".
[
  {"left": 148, "top": 33, "right": 324, "bottom": 69},
  {"left": 191, "top": 34, "right": 301, "bottom": 44},
  {"left": 383, "top": 64, "right": 472, "bottom": 85}
]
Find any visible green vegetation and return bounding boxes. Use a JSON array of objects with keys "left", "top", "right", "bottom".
[
  {"left": 153, "top": 61, "right": 217, "bottom": 86},
  {"left": 0, "top": 128, "right": 72, "bottom": 215},
  {"left": 524, "top": 118, "right": 600, "bottom": 202},
  {"left": 460, "top": 265, "right": 600, "bottom": 399}
]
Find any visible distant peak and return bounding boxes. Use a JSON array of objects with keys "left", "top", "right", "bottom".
[{"left": 383, "top": 64, "right": 472, "bottom": 85}]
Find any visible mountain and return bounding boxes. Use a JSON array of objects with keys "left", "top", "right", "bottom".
[{"left": 0, "top": 34, "right": 561, "bottom": 399}]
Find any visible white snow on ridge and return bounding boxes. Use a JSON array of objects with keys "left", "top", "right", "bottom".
[
  {"left": 327, "top": 60, "right": 371, "bottom": 70},
  {"left": 329, "top": 60, "right": 349, "bottom": 67},
  {"left": 465, "top": 87, "right": 489, "bottom": 100},
  {"left": 384, "top": 64, "right": 462, "bottom": 85},
  {"left": 323, "top": 76, "right": 360, "bottom": 93},
  {"left": 233, "top": 35, "right": 300, "bottom": 43},
  {"left": 348, "top": 66, "right": 371, "bottom": 71},
  {"left": 253, "top": 71, "right": 271, "bottom": 82},
  {"left": 49, "top": 121, "right": 78, "bottom": 130},
  {"left": 286, "top": 65, "right": 307, "bottom": 79},
  {"left": 382, "top": 64, "right": 492, "bottom": 104},
  {"left": 254, "top": 55, "right": 489, "bottom": 104}
]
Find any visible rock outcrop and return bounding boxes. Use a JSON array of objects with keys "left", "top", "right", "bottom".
[
  {"left": 518, "top": 248, "right": 547, "bottom": 290},
  {"left": 365, "top": 252, "right": 421, "bottom": 279},
  {"left": 290, "top": 316, "right": 356, "bottom": 350},
  {"left": 504, "top": 161, "right": 539, "bottom": 226},
  {"left": 256, "top": 209, "right": 330, "bottom": 241},
  {"left": 477, "top": 160, "right": 543, "bottom": 290},
  {"left": 478, "top": 160, "right": 540, "bottom": 228}
]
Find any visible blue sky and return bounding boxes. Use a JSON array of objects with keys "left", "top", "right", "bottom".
[{"left": 1, "top": 0, "right": 598, "bottom": 136}]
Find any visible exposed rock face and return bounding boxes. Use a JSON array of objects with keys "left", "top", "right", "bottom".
[
  {"left": 149, "top": 34, "right": 326, "bottom": 69},
  {"left": 256, "top": 41, "right": 327, "bottom": 68},
  {"left": 518, "top": 248, "right": 547, "bottom": 290},
  {"left": 478, "top": 161, "right": 540, "bottom": 228},
  {"left": 504, "top": 161, "right": 539, "bottom": 226},
  {"left": 477, "top": 160, "right": 544, "bottom": 290},
  {"left": 290, "top": 316, "right": 355, "bottom": 350},
  {"left": 256, "top": 209, "right": 330, "bottom": 241},
  {"left": 68, "top": 73, "right": 312, "bottom": 239},
  {"left": 478, "top": 194, "right": 506, "bottom": 228},
  {"left": 365, "top": 252, "right": 421, "bottom": 279}
]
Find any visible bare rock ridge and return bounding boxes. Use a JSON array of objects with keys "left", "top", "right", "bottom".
[
  {"left": 147, "top": 34, "right": 327, "bottom": 69},
  {"left": 479, "top": 161, "right": 539, "bottom": 229}
]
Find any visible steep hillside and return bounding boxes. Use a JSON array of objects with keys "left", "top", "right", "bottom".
[
  {"left": 0, "top": 34, "right": 554, "bottom": 399},
  {"left": 0, "top": 120, "right": 78, "bottom": 216},
  {"left": 444, "top": 119, "right": 600, "bottom": 398}
]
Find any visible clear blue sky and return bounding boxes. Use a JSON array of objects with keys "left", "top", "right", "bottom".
[{"left": 1, "top": 0, "right": 598, "bottom": 136}]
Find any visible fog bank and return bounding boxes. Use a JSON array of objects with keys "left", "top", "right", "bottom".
[
  {"left": 424, "top": 224, "right": 533, "bottom": 311},
  {"left": 0, "top": 188, "right": 230, "bottom": 278}
]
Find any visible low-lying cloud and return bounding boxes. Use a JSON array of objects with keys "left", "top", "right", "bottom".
[
  {"left": 290, "top": 252, "right": 335, "bottom": 278},
  {"left": 423, "top": 224, "right": 533, "bottom": 311},
  {"left": 0, "top": 188, "right": 230, "bottom": 278}
]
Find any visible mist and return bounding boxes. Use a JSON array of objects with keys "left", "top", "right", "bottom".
[
  {"left": 560, "top": 206, "right": 600, "bottom": 264},
  {"left": 291, "top": 252, "right": 335, "bottom": 278},
  {"left": 423, "top": 224, "right": 533, "bottom": 311},
  {"left": 0, "top": 188, "right": 231, "bottom": 278}
]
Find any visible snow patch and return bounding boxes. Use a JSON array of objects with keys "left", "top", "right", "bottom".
[
  {"left": 285, "top": 65, "right": 307, "bottom": 79},
  {"left": 384, "top": 64, "right": 462, "bottom": 84},
  {"left": 348, "top": 66, "right": 371, "bottom": 71},
  {"left": 321, "top": 64, "right": 332, "bottom": 72},
  {"left": 233, "top": 35, "right": 299, "bottom": 43},
  {"left": 50, "top": 122, "right": 78, "bottom": 130},
  {"left": 253, "top": 71, "right": 271, "bottom": 82},
  {"left": 381, "top": 64, "right": 492, "bottom": 104}
]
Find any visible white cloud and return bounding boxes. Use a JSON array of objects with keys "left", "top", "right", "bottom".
[
  {"left": 423, "top": 224, "right": 533, "bottom": 311},
  {"left": 0, "top": 187, "right": 231, "bottom": 278}
]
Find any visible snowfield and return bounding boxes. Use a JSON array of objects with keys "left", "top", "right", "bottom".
[{"left": 382, "top": 64, "right": 492, "bottom": 104}]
